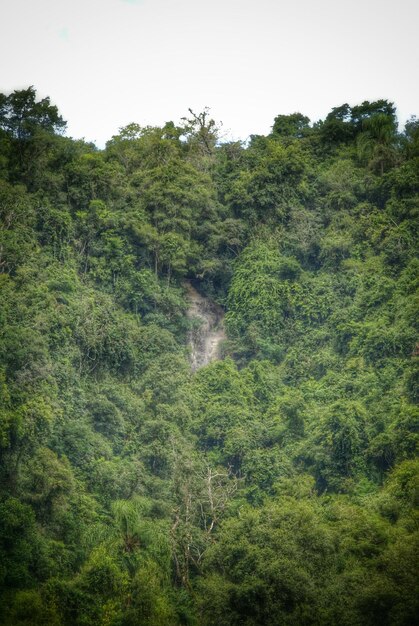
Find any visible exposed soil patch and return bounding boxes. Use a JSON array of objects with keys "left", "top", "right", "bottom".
[{"left": 185, "top": 282, "right": 226, "bottom": 371}]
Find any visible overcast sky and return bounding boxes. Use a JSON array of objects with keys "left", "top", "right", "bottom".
[{"left": 1, "top": 0, "right": 418, "bottom": 146}]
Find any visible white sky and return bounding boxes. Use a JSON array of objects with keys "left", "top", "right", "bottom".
[{"left": 1, "top": 0, "right": 418, "bottom": 146}]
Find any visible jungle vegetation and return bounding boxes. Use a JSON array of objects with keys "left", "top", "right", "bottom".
[{"left": 0, "top": 88, "right": 418, "bottom": 625}]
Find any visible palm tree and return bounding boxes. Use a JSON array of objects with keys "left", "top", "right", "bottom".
[{"left": 357, "top": 113, "right": 398, "bottom": 175}]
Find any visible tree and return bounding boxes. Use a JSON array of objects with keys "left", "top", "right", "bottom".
[
  {"left": 181, "top": 108, "right": 221, "bottom": 171},
  {"left": 271, "top": 113, "right": 311, "bottom": 139},
  {"left": 0, "top": 87, "right": 66, "bottom": 183},
  {"left": 0, "top": 87, "right": 66, "bottom": 140},
  {"left": 357, "top": 112, "right": 398, "bottom": 174},
  {"left": 320, "top": 103, "right": 355, "bottom": 145}
]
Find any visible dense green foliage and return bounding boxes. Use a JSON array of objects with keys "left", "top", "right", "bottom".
[{"left": 0, "top": 88, "right": 418, "bottom": 625}]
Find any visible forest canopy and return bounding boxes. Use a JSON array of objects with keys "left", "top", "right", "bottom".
[{"left": 0, "top": 87, "right": 418, "bottom": 625}]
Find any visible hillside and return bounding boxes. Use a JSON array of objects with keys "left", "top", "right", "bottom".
[{"left": 0, "top": 90, "right": 418, "bottom": 625}]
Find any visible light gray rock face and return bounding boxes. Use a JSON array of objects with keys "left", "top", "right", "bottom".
[{"left": 185, "top": 282, "right": 226, "bottom": 371}]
